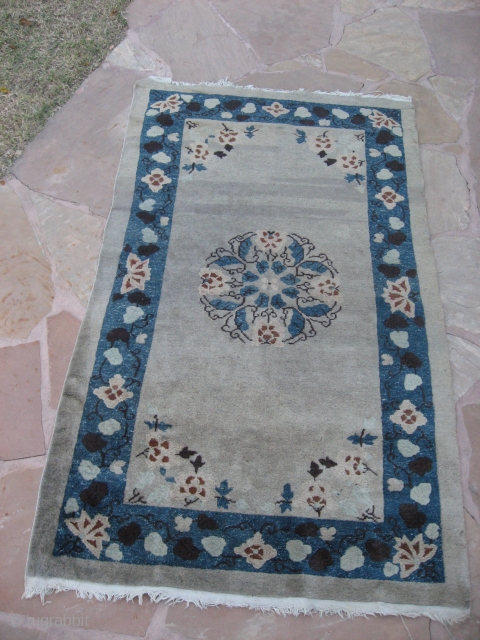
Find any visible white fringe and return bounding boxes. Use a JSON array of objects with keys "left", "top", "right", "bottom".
[
  {"left": 23, "top": 576, "right": 468, "bottom": 624},
  {"left": 146, "top": 76, "right": 413, "bottom": 103}
]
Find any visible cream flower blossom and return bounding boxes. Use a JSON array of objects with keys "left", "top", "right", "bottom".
[
  {"left": 311, "top": 133, "right": 335, "bottom": 153},
  {"left": 178, "top": 475, "right": 207, "bottom": 505},
  {"left": 141, "top": 168, "right": 172, "bottom": 193},
  {"left": 368, "top": 109, "right": 401, "bottom": 131},
  {"left": 254, "top": 320, "right": 284, "bottom": 347},
  {"left": 312, "top": 275, "right": 341, "bottom": 307},
  {"left": 393, "top": 533, "right": 437, "bottom": 578},
  {"left": 337, "top": 152, "right": 363, "bottom": 172},
  {"left": 375, "top": 186, "right": 405, "bottom": 210},
  {"left": 382, "top": 276, "right": 415, "bottom": 318},
  {"left": 262, "top": 101, "right": 290, "bottom": 117},
  {"left": 256, "top": 230, "right": 287, "bottom": 252},
  {"left": 390, "top": 399, "right": 427, "bottom": 434},
  {"left": 234, "top": 532, "right": 277, "bottom": 569},
  {"left": 93, "top": 374, "right": 133, "bottom": 409},
  {"left": 306, "top": 483, "right": 327, "bottom": 516},
  {"left": 65, "top": 511, "right": 110, "bottom": 559},
  {"left": 150, "top": 93, "right": 183, "bottom": 113},
  {"left": 144, "top": 435, "right": 171, "bottom": 466},
  {"left": 199, "top": 268, "right": 230, "bottom": 295},
  {"left": 121, "top": 253, "right": 151, "bottom": 295},
  {"left": 218, "top": 128, "right": 239, "bottom": 144},
  {"left": 190, "top": 143, "right": 210, "bottom": 161}
]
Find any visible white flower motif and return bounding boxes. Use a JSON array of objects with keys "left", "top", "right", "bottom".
[
  {"left": 320, "top": 526, "right": 336, "bottom": 541},
  {"left": 286, "top": 539, "right": 311, "bottom": 562},
  {"left": 340, "top": 546, "right": 364, "bottom": 571},
  {"left": 144, "top": 532, "right": 168, "bottom": 556},
  {"left": 150, "top": 93, "right": 183, "bottom": 113},
  {"left": 121, "top": 253, "right": 151, "bottom": 295},
  {"left": 142, "top": 228, "right": 158, "bottom": 243},
  {"left": 123, "top": 306, "right": 144, "bottom": 324},
  {"left": 405, "top": 374, "right": 422, "bottom": 390},
  {"left": 160, "top": 216, "right": 169, "bottom": 226},
  {"left": 199, "top": 268, "right": 230, "bottom": 295},
  {"left": 392, "top": 534, "right": 437, "bottom": 578},
  {"left": 387, "top": 477, "right": 404, "bottom": 492},
  {"left": 221, "top": 111, "right": 233, "bottom": 119},
  {"left": 369, "top": 148, "right": 381, "bottom": 157},
  {"left": 383, "top": 249, "right": 400, "bottom": 264},
  {"left": 105, "top": 543, "right": 123, "bottom": 561},
  {"left": 104, "top": 347, "right": 122, "bottom": 365},
  {"left": 373, "top": 233, "right": 384, "bottom": 243},
  {"left": 242, "top": 102, "right": 256, "bottom": 114},
  {"left": 332, "top": 108, "right": 349, "bottom": 119},
  {"left": 389, "top": 216, "right": 404, "bottom": 230},
  {"left": 410, "top": 482, "right": 432, "bottom": 505},
  {"left": 384, "top": 144, "right": 402, "bottom": 157},
  {"left": 152, "top": 151, "right": 171, "bottom": 164},
  {"left": 174, "top": 516, "right": 192, "bottom": 532},
  {"left": 390, "top": 330, "right": 409, "bottom": 348},
  {"left": 382, "top": 353, "right": 394, "bottom": 365},
  {"left": 204, "top": 98, "right": 220, "bottom": 109},
  {"left": 381, "top": 276, "right": 415, "bottom": 317},
  {"left": 141, "top": 167, "right": 172, "bottom": 192},
  {"left": 390, "top": 399, "right": 427, "bottom": 434},
  {"left": 190, "top": 143, "right": 210, "bottom": 162},
  {"left": 136, "top": 333, "right": 147, "bottom": 344},
  {"left": 93, "top": 374, "right": 133, "bottom": 409},
  {"left": 294, "top": 106, "right": 311, "bottom": 118},
  {"left": 234, "top": 532, "right": 277, "bottom": 569},
  {"left": 146, "top": 126, "right": 164, "bottom": 137},
  {"left": 312, "top": 274, "right": 341, "bottom": 307},
  {"left": 98, "top": 418, "right": 121, "bottom": 435},
  {"left": 375, "top": 186, "right": 405, "bottom": 210},
  {"left": 202, "top": 536, "right": 226, "bottom": 557},
  {"left": 109, "top": 460, "right": 126, "bottom": 475},
  {"left": 139, "top": 198, "right": 156, "bottom": 211},
  {"left": 262, "top": 101, "right": 290, "bottom": 117},
  {"left": 65, "top": 511, "right": 110, "bottom": 559},
  {"left": 376, "top": 168, "right": 393, "bottom": 180},
  {"left": 425, "top": 523, "right": 440, "bottom": 540},
  {"left": 78, "top": 459, "right": 101, "bottom": 481},
  {"left": 167, "top": 132, "right": 179, "bottom": 142},
  {"left": 64, "top": 498, "right": 79, "bottom": 513},
  {"left": 368, "top": 109, "right": 401, "bottom": 131}
]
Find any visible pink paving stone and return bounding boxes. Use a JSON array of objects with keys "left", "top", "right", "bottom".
[
  {"left": 164, "top": 602, "right": 430, "bottom": 639},
  {"left": 0, "top": 467, "right": 156, "bottom": 636},
  {"left": 0, "top": 343, "right": 45, "bottom": 460},
  {"left": 462, "top": 404, "right": 480, "bottom": 515},
  {"left": 13, "top": 67, "right": 144, "bottom": 218},
  {"left": 47, "top": 312, "right": 81, "bottom": 410}
]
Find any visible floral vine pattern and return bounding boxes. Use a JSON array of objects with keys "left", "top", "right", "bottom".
[
  {"left": 53, "top": 91, "right": 443, "bottom": 584},
  {"left": 200, "top": 231, "right": 341, "bottom": 345}
]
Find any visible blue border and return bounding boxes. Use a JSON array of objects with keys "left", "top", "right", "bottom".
[{"left": 53, "top": 91, "right": 443, "bottom": 583}]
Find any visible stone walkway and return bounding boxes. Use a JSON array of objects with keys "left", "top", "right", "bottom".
[{"left": 1, "top": 0, "right": 479, "bottom": 638}]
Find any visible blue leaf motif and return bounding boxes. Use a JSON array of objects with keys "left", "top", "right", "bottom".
[
  {"left": 282, "top": 287, "right": 299, "bottom": 299},
  {"left": 254, "top": 293, "right": 269, "bottom": 308},
  {"left": 238, "top": 236, "right": 253, "bottom": 261},
  {"left": 299, "top": 302, "right": 331, "bottom": 317},
  {"left": 242, "top": 271, "right": 259, "bottom": 282},
  {"left": 347, "top": 430, "right": 378, "bottom": 446},
  {"left": 345, "top": 173, "right": 364, "bottom": 184},
  {"left": 256, "top": 260, "right": 269, "bottom": 274},
  {"left": 235, "top": 307, "right": 249, "bottom": 331},
  {"left": 299, "top": 260, "right": 329, "bottom": 275},
  {"left": 240, "top": 285, "right": 259, "bottom": 297},
  {"left": 271, "top": 294, "right": 286, "bottom": 309},
  {"left": 288, "top": 307, "right": 305, "bottom": 338},
  {"left": 144, "top": 419, "right": 173, "bottom": 432},
  {"left": 280, "top": 273, "right": 298, "bottom": 286},
  {"left": 278, "top": 483, "right": 294, "bottom": 513},
  {"left": 295, "top": 129, "right": 306, "bottom": 144},
  {"left": 272, "top": 261, "right": 287, "bottom": 275},
  {"left": 209, "top": 299, "right": 241, "bottom": 311},
  {"left": 214, "top": 256, "right": 243, "bottom": 269},
  {"left": 215, "top": 480, "right": 234, "bottom": 509},
  {"left": 288, "top": 240, "right": 304, "bottom": 265}
]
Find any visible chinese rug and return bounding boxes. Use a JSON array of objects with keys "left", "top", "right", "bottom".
[{"left": 25, "top": 79, "right": 469, "bottom": 621}]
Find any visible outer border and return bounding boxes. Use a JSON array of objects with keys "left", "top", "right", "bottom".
[{"left": 25, "top": 79, "right": 469, "bottom": 616}]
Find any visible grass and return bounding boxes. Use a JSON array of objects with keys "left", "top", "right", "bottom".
[{"left": 0, "top": 0, "right": 131, "bottom": 177}]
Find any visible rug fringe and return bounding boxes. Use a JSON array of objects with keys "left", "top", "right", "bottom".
[
  {"left": 23, "top": 577, "right": 468, "bottom": 624},
  {"left": 146, "top": 76, "right": 413, "bottom": 103}
]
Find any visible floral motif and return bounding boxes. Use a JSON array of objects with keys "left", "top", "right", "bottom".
[
  {"left": 306, "top": 483, "right": 327, "bottom": 516},
  {"left": 390, "top": 400, "right": 427, "bottom": 434},
  {"left": 392, "top": 534, "right": 437, "bottom": 578},
  {"left": 141, "top": 168, "right": 172, "bottom": 192},
  {"left": 199, "top": 268, "right": 230, "bottom": 295},
  {"left": 200, "top": 231, "right": 342, "bottom": 345},
  {"left": 312, "top": 132, "right": 335, "bottom": 153},
  {"left": 178, "top": 475, "right": 207, "bottom": 506},
  {"left": 150, "top": 93, "right": 183, "bottom": 113},
  {"left": 262, "top": 102, "right": 290, "bottom": 117},
  {"left": 343, "top": 454, "right": 367, "bottom": 477},
  {"left": 218, "top": 128, "right": 239, "bottom": 144},
  {"left": 382, "top": 277, "right": 415, "bottom": 318},
  {"left": 145, "top": 436, "right": 171, "bottom": 466},
  {"left": 65, "top": 511, "right": 110, "bottom": 559},
  {"left": 368, "top": 109, "right": 400, "bottom": 131},
  {"left": 93, "top": 374, "right": 133, "bottom": 409},
  {"left": 338, "top": 152, "right": 363, "bottom": 172},
  {"left": 234, "top": 532, "right": 277, "bottom": 569},
  {"left": 375, "top": 186, "right": 405, "bottom": 210},
  {"left": 121, "top": 253, "right": 151, "bottom": 295},
  {"left": 191, "top": 143, "right": 210, "bottom": 161}
]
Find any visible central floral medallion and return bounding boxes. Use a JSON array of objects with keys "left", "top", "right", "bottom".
[{"left": 199, "top": 231, "right": 342, "bottom": 345}]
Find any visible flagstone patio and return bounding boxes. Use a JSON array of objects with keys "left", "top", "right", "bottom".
[{"left": 1, "top": 1, "right": 479, "bottom": 638}]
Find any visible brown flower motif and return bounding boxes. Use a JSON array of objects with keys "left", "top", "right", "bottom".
[
  {"left": 218, "top": 129, "right": 238, "bottom": 144},
  {"left": 256, "top": 230, "right": 286, "bottom": 251},
  {"left": 390, "top": 400, "right": 427, "bottom": 434},
  {"left": 150, "top": 93, "right": 183, "bottom": 113},
  {"left": 141, "top": 168, "right": 172, "bottom": 193},
  {"left": 145, "top": 436, "right": 170, "bottom": 466},
  {"left": 338, "top": 153, "right": 362, "bottom": 172},
  {"left": 375, "top": 186, "right": 405, "bottom": 210},
  {"left": 344, "top": 455, "right": 367, "bottom": 477},
  {"left": 93, "top": 374, "right": 133, "bottom": 409},
  {"left": 234, "top": 532, "right": 277, "bottom": 569},
  {"left": 192, "top": 143, "right": 209, "bottom": 161},
  {"left": 393, "top": 533, "right": 437, "bottom": 578},
  {"left": 306, "top": 484, "right": 327, "bottom": 516},
  {"left": 256, "top": 323, "right": 282, "bottom": 346},
  {"left": 262, "top": 101, "right": 290, "bottom": 117},
  {"left": 65, "top": 511, "right": 110, "bottom": 559},
  {"left": 179, "top": 475, "right": 207, "bottom": 504},
  {"left": 313, "top": 275, "right": 341, "bottom": 307},
  {"left": 199, "top": 268, "right": 230, "bottom": 295},
  {"left": 382, "top": 276, "right": 415, "bottom": 318},
  {"left": 121, "top": 253, "right": 151, "bottom": 295},
  {"left": 314, "top": 133, "right": 334, "bottom": 152},
  {"left": 368, "top": 109, "right": 400, "bottom": 131}
]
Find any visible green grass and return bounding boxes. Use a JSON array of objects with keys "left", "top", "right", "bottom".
[{"left": 0, "top": 0, "right": 131, "bottom": 177}]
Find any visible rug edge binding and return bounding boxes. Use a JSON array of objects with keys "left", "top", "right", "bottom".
[
  {"left": 145, "top": 76, "right": 413, "bottom": 103},
  {"left": 22, "top": 577, "right": 469, "bottom": 623}
]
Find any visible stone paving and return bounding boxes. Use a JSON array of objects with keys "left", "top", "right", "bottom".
[{"left": 0, "top": 0, "right": 479, "bottom": 638}]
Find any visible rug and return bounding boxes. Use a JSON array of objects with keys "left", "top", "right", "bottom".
[{"left": 24, "top": 79, "right": 470, "bottom": 620}]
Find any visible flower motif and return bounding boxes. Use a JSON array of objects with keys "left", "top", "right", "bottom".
[
  {"left": 262, "top": 102, "right": 290, "bottom": 117},
  {"left": 199, "top": 268, "right": 230, "bottom": 295},
  {"left": 390, "top": 399, "right": 427, "bottom": 434},
  {"left": 141, "top": 168, "right": 172, "bottom": 192},
  {"left": 179, "top": 475, "right": 207, "bottom": 503},
  {"left": 93, "top": 374, "right": 133, "bottom": 409},
  {"left": 191, "top": 143, "right": 210, "bottom": 161},
  {"left": 121, "top": 253, "right": 151, "bottom": 295},
  {"left": 234, "top": 532, "right": 277, "bottom": 569},
  {"left": 312, "top": 133, "right": 335, "bottom": 153},
  {"left": 375, "top": 186, "right": 405, "bottom": 210},
  {"left": 338, "top": 152, "right": 363, "bottom": 172},
  {"left": 343, "top": 454, "right": 367, "bottom": 477},
  {"left": 312, "top": 275, "right": 341, "bottom": 307},
  {"left": 382, "top": 277, "right": 415, "bottom": 318},
  {"left": 392, "top": 534, "right": 437, "bottom": 578},
  {"left": 254, "top": 321, "right": 284, "bottom": 347},
  {"left": 174, "top": 516, "right": 192, "bottom": 532},
  {"left": 368, "top": 109, "right": 400, "bottom": 131},
  {"left": 65, "top": 511, "right": 110, "bottom": 559},
  {"left": 145, "top": 436, "right": 171, "bottom": 466},
  {"left": 256, "top": 230, "right": 286, "bottom": 252},
  {"left": 150, "top": 93, "right": 183, "bottom": 113},
  {"left": 306, "top": 484, "right": 327, "bottom": 516},
  {"left": 218, "top": 128, "right": 238, "bottom": 144}
]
